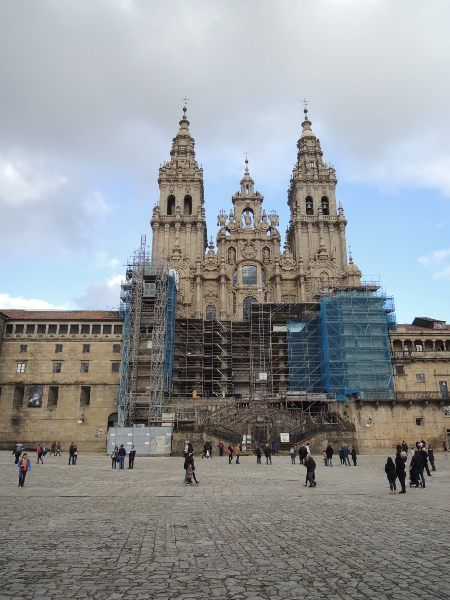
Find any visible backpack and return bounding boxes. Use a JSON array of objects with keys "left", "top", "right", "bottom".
[{"left": 21, "top": 459, "right": 28, "bottom": 471}]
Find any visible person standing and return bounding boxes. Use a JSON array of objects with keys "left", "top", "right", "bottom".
[
  {"left": 13, "top": 442, "right": 24, "bottom": 464},
  {"left": 351, "top": 446, "right": 357, "bottom": 466},
  {"left": 235, "top": 443, "right": 241, "bottom": 464},
  {"left": 428, "top": 446, "right": 436, "bottom": 471},
  {"left": 227, "top": 445, "right": 233, "bottom": 464},
  {"left": 401, "top": 440, "right": 408, "bottom": 458},
  {"left": 325, "top": 444, "right": 333, "bottom": 467},
  {"left": 303, "top": 454, "right": 316, "bottom": 487},
  {"left": 51, "top": 441, "right": 57, "bottom": 456},
  {"left": 443, "top": 441, "right": 448, "bottom": 460},
  {"left": 290, "top": 446, "right": 296, "bottom": 465},
  {"left": 68, "top": 442, "right": 76, "bottom": 465},
  {"left": 271, "top": 441, "right": 277, "bottom": 456},
  {"left": 342, "top": 445, "right": 351, "bottom": 466},
  {"left": 419, "top": 446, "right": 432, "bottom": 477},
  {"left": 411, "top": 450, "right": 425, "bottom": 488},
  {"left": 18, "top": 453, "right": 31, "bottom": 487},
  {"left": 264, "top": 443, "right": 272, "bottom": 465},
  {"left": 395, "top": 451, "right": 406, "bottom": 493},
  {"left": 118, "top": 444, "right": 126, "bottom": 469},
  {"left": 218, "top": 441, "right": 224, "bottom": 457},
  {"left": 255, "top": 444, "right": 262, "bottom": 464},
  {"left": 111, "top": 446, "right": 119, "bottom": 468},
  {"left": 385, "top": 457, "right": 397, "bottom": 494},
  {"left": 128, "top": 445, "right": 136, "bottom": 469}
]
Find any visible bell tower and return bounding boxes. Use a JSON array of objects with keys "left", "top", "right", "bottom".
[
  {"left": 150, "top": 106, "right": 207, "bottom": 264},
  {"left": 286, "top": 107, "right": 361, "bottom": 299}
]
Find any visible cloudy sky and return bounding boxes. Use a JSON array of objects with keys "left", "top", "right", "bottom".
[{"left": 1, "top": 0, "right": 450, "bottom": 324}]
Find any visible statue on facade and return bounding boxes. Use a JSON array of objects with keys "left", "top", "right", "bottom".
[{"left": 244, "top": 211, "right": 252, "bottom": 228}]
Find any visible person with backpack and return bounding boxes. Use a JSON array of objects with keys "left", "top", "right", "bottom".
[
  {"left": 12, "top": 442, "right": 24, "bottom": 464},
  {"left": 303, "top": 454, "right": 317, "bottom": 487},
  {"left": 68, "top": 442, "right": 76, "bottom": 465},
  {"left": 36, "top": 443, "right": 44, "bottom": 464},
  {"left": 18, "top": 453, "right": 31, "bottom": 487}
]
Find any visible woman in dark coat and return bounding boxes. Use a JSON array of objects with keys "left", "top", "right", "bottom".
[
  {"left": 385, "top": 456, "right": 397, "bottom": 494},
  {"left": 350, "top": 446, "right": 357, "bottom": 466},
  {"left": 395, "top": 451, "right": 406, "bottom": 493}
]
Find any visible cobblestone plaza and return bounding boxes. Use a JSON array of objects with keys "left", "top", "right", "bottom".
[{"left": 1, "top": 450, "right": 450, "bottom": 599}]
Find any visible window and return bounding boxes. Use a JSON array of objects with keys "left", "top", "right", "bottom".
[
  {"left": 19, "top": 345, "right": 28, "bottom": 354},
  {"left": 48, "top": 324, "right": 57, "bottom": 334},
  {"left": 70, "top": 324, "right": 79, "bottom": 334},
  {"left": 53, "top": 362, "right": 62, "bottom": 373},
  {"left": 80, "top": 362, "right": 89, "bottom": 373},
  {"left": 26, "top": 324, "right": 35, "bottom": 334},
  {"left": 48, "top": 386, "right": 59, "bottom": 407},
  {"left": 321, "top": 196, "right": 329, "bottom": 215},
  {"left": 243, "top": 296, "right": 258, "bottom": 320},
  {"left": 262, "top": 270, "right": 267, "bottom": 286},
  {"left": 5, "top": 324, "right": 13, "bottom": 334},
  {"left": 183, "top": 195, "right": 192, "bottom": 216},
  {"left": 16, "top": 363, "right": 26, "bottom": 373},
  {"left": 59, "top": 324, "right": 68, "bottom": 334},
  {"left": 114, "top": 325, "right": 123, "bottom": 335},
  {"left": 167, "top": 195, "right": 175, "bottom": 215},
  {"left": 232, "top": 293, "right": 236, "bottom": 315},
  {"left": 103, "top": 325, "right": 112, "bottom": 334},
  {"left": 55, "top": 344, "right": 63, "bottom": 353},
  {"left": 13, "top": 386, "right": 25, "bottom": 407},
  {"left": 233, "top": 270, "right": 237, "bottom": 286},
  {"left": 309, "top": 161, "right": 314, "bottom": 168},
  {"left": 81, "top": 324, "right": 90, "bottom": 334},
  {"left": 242, "top": 265, "right": 257, "bottom": 285},
  {"left": 415, "top": 417, "right": 424, "bottom": 426},
  {"left": 395, "top": 365, "right": 405, "bottom": 375},
  {"left": 113, "top": 344, "right": 121, "bottom": 353},
  {"left": 416, "top": 374, "right": 425, "bottom": 383},
  {"left": 111, "top": 362, "right": 120, "bottom": 373},
  {"left": 80, "top": 386, "right": 91, "bottom": 406},
  {"left": 15, "top": 324, "right": 24, "bottom": 334},
  {"left": 305, "top": 196, "right": 313, "bottom": 215},
  {"left": 83, "top": 344, "right": 90, "bottom": 353},
  {"left": 37, "top": 324, "right": 46, "bottom": 334},
  {"left": 206, "top": 305, "right": 216, "bottom": 320}
]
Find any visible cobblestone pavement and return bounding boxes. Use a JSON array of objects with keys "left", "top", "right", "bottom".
[{"left": 1, "top": 450, "right": 450, "bottom": 599}]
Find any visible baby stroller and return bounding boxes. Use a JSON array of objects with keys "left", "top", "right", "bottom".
[{"left": 409, "top": 465, "right": 423, "bottom": 487}]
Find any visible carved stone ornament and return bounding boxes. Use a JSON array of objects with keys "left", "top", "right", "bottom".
[
  {"left": 204, "top": 252, "right": 219, "bottom": 271},
  {"left": 280, "top": 250, "right": 296, "bottom": 271},
  {"left": 238, "top": 240, "right": 257, "bottom": 259},
  {"left": 282, "top": 294, "right": 296, "bottom": 303},
  {"left": 204, "top": 289, "right": 219, "bottom": 302}
]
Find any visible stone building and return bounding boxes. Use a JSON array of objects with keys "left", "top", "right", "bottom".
[{"left": 0, "top": 310, "right": 123, "bottom": 451}]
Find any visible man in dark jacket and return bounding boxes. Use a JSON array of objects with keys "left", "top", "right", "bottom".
[
  {"left": 325, "top": 444, "right": 334, "bottom": 467},
  {"left": 419, "top": 447, "right": 432, "bottom": 476},
  {"left": 395, "top": 451, "right": 406, "bottom": 493},
  {"left": 303, "top": 455, "right": 317, "bottom": 487},
  {"left": 118, "top": 444, "right": 127, "bottom": 470},
  {"left": 411, "top": 452, "right": 425, "bottom": 488}
]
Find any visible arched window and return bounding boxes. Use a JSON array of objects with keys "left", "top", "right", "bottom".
[
  {"left": 183, "top": 195, "right": 192, "bottom": 216},
  {"left": 262, "top": 270, "right": 267, "bottom": 286},
  {"left": 232, "top": 270, "right": 237, "bottom": 286},
  {"left": 321, "top": 196, "right": 329, "bottom": 215},
  {"left": 243, "top": 296, "right": 258, "bottom": 320},
  {"left": 206, "top": 305, "right": 216, "bottom": 320},
  {"left": 242, "top": 265, "right": 257, "bottom": 285},
  {"left": 167, "top": 195, "right": 175, "bottom": 215},
  {"left": 305, "top": 196, "right": 313, "bottom": 215}
]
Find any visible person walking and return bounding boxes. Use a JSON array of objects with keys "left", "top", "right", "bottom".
[
  {"left": 351, "top": 446, "right": 357, "bottom": 466},
  {"left": 264, "top": 443, "right": 272, "bottom": 465},
  {"left": 255, "top": 444, "right": 262, "bottom": 464},
  {"left": 325, "top": 444, "right": 333, "bottom": 467},
  {"left": 118, "top": 444, "right": 126, "bottom": 469},
  {"left": 428, "top": 446, "right": 436, "bottom": 471},
  {"left": 290, "top": 446, "right": 296, "bottom": 465},
  {"left": 18, "top": 453, "right": 31, "bottom": 487},
  {"left": 342, "top": 445, "right": 351, "bottom": 466},
  {"left": 395, "top": 451, "right": 406, "bottom": 493},
  {"left": 385, "top": 457, "right": 397, "bottom": 494},
  {"left": 419, "top": 446, "right": 432, "bottom": 477},
  {"left": 51, "top": 441, "right": 57, "bottom": 456},
  {"left": 36, "top": 443, "right": 44, "bottom": 464},
  {"left": 411, "top": 450, "right": 426, "bottom": 488},
  {"left": 68, "top": 442, "right": 76, "bottom": 465},
  {"left": 235, "top": 443, "right": 241, "bottom": 464},
  {"left": 303, "top": 454, "right": 317, "bottom": 487},
  {"left": 227, "top": 445, "right": 233, "bottom": 464},
  {"left": 12, "top": 442, "right": 24, "bottom": 464},
  {"left": 56, "top": 442, "right": 62, "bottom": 456},
  {"left": 443, "top": 441, "right": 448, "bottom": 459},
  {"left": 128, "top": 445, "right": 136, "bottom": 469}
]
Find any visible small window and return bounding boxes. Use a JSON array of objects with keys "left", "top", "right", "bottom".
[
  {"left": 416, "top": 374, "right": 425, "bottom": 383},
  {"left": 53, "top": 362, "right": 62, "bottom": 373},
  {"left": 395, "top": 365, "right": 404, "bottom": 375},
  {"left": 111, "top": 362, "right": 120, "bottom": 373},
  {"left": 206, "top": 305, "right": 216, "bottom": 320},
  {"left": 83, "top": 344, "right": 90, "bottom": 353},
  {"left": 48, "top": 324, "right": 57, "bottom": 334},
  {"left": 103, "top": 325, "right": 112, "bottom": 335},
  {"left": 5, "top": 324, "right": 13, "bottom": 334},
  {"left": 81, "top": 324, "right": 90, "bottom": 334},
  {"left": 16, "top": 363, "right": 26, "bottom": 373},
  {"left": 305, "top": 196, "right": 313, "bottom": 215},
  {"left": 321, "top": 196, "right": 329, "bottom": 216},
  {"left": 309, "top": 161, "right": 314, "bottom": 168},
  {"left": 15, "top": 324, "right": 24, "bottom": 334},
  {"left": 55, "top": 344, "right": 63, "bottom": 353},
  {"left": 48, "top": 386, "right": 59, "bottom": 407},
  {"left": 113, "top": 344, "right": 121, "bottom": 353},
  {"left": 26, "top": 324, "right": 35, "bottom": 335},
  {"left": 80, "top": 362, "right": 89, "bottom": 373},
  {"left": 59, "top": 324, "right": 68, "bottom": 334},
  {"left": 37, "top": 324, "right": 46, "bottom": 334},
  {"left": 415, "top": 417, "right": 424, "bottom": 426},
  {"left": 80, "top": 386, "right": 91, "bottom": 406},
  {"left": 183, "top": 195, "right": 192, "bottom": 216},
  {"left": 167, "top": 195, "right": 175, "bottom": 215},
  {"left": 70, "top": 324, "right": 79, "bottom": 335},
  {"left": 19, "top": 345, "right": 28, "bottom": 354},
  {"left": 114, "top": 325, "right": 123, "bottom": 335},
  {"left": 92, "top": 324, "right": 101, "bottom": 334}
]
